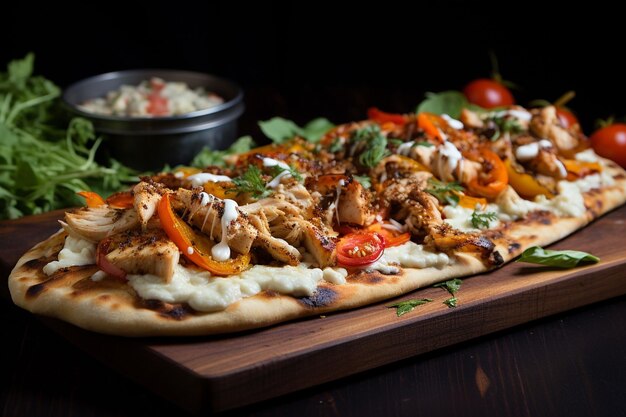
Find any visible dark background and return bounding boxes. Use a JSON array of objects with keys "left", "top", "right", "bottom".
[{"left": 2, "top": 1, "right": 624, "bottom": 135}]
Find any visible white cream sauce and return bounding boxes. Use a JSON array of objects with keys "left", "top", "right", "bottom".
[
  {"left": 187, "top": 173, "right": 232, "bottom": 187},
  {"left": 211, "top": 199, "right": 239, "bottom": 261},
  {"left": 43, "top": 235, "right": 96, "bottom": 276}
]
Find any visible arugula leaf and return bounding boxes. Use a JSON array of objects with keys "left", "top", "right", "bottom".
[
  {"left": 258, "top": 117, "right": 334, "bottom": 143},
  {"left": 353, "top": 175, "right": 371, "bottom": 189},
  {"left": 387, "top": 298, "right": 433, "bottom": 317},
  {"left": 416, "top": 91, "right": 467, "bottom": 119},
  {"left": 190, "top": 136, "right": 255, "bottom": 168},
  {"left": 230, "top": 165, "right": 271, "bottom": 199},
  {"left": 443, "top": 297, "right": 458, "bottom": 308},
  {"left": 0, "top": 54, "right": 138, "bottom": 219},
  {"left": 516, "top": 246, "right": 600, "bottom": 268},
  {"left": 433, "top": 278, "right": 462, "bottom": 295},
  {"left": 351, "top": 124, "right": 390, "bottom": 168},
  {"left": 425, "top": 178, "right": 463, "bottom": 206},
  {"left": 471, "top": 211, "right": 498, "bottom": 229}
]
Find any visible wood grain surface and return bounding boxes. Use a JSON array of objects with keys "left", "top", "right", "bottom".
[{"left": 2, "top": 207, "right": 626, "bottom": 414}]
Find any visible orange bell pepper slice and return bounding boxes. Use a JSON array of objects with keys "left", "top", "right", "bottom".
[
  {"left": 157, "top": 193, "right": 250, "bottom": 276},
  {"left": 456, "top": 193, "right": 487, "bottom": 210},
  {"left": 105, "top": 191, "right": 134, "bottom": 209},
  {"left": 417, "top": 112, "right": 447, "bottom": 142},
  {"left": 173, "top": 166, "right": 201, "bottom": 178},
  {"left": 77, "top": 191, "right": 106, "bottom": 208},
  {"left": 504, "top": 159, "right": 554, "bottom": 199},
  {"left": 562, "top": 159, "right": 602, "bottom": 178},
  {"left": 466, "top": 148, "right": 509, "bottom": 199},
  {"left": 366, "top": 222, "right": 411, "bottom": 248},
  {"left": 367, "top": 107, "right": 409, "bottom": 125}
]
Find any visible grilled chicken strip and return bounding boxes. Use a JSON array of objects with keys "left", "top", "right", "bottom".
[
  {"left": 133, "top": 181, "right": 165, "bottom": 227},
  {"left": 105, "top": 229, "right": 180, "bottom": 282},
  {"left": 530, "top": 106, "right": 578, "bottom": 152},
  {"left": 173, "top": 189, "right": 258, "bottom": 256},
  {"left": 65, "top": 206, "right": 139, "bottom": 242}
]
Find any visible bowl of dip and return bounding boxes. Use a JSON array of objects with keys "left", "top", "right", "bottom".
[{"left": 63, "top": 69, "right": 244, "bottom": 170}]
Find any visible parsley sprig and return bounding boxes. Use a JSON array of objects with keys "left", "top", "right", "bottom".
[
  {"left": 470, "top": 211, "right": 498, "bottom": 229},
  {"left": 269, "top": 164, "right": 303, "bottom": 182},
  {"left": 387, "top": 298, "right": 433, "bottom": 317},
  {"left": 231, "top": 165, "right": 271, "bottom": 199},
  {"left": 489, "top": 115, "right": 523, "bottom": 141},
  {"left": 426, "top": 178, "right": 464, "bottom": 206},
  {"left": 434, "top": 278, "right": 462, "bottom": 309},
  {"left": 351, "top": 125, "right": 390, "bottom": 168}
]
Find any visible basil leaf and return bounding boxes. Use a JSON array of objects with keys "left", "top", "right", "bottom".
[
  {"left": 259, "top": 117, "right": 334, "bottom": 144},
  {"left": 388, "top": 298, "right": 433, "bottom": 317},
  {"left": 302, "top": 118, "right": 335, "bottom": 142},
  {"left": 190, "top": 136, "right": 255, "bottom": 168},
  {"left": 516, "top": 246, "right": 600, "bottom": 268},
  {"left": 416, "top": 91, "right": 467, "bottom": 119}
]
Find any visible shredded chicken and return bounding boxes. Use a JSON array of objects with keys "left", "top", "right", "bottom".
[{"left": 64, "top": 206, "right": 138, "bottom": 242}]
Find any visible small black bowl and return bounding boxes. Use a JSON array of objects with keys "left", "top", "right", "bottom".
[{"left": 63, "top": 69, "right": 244, "bottom": 171}]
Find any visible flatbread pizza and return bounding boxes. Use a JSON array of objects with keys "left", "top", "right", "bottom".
[{"left": 8, "top": 105, "right": 626, "bottom": 336}]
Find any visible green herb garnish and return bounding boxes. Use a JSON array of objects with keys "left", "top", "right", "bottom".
[
  {"left": 470, "top": 211, "right": 498, "bottom": 229},
  {"left": 329, "top": 137, "right": 344, "bottom": 153},
  {"left": 443, "top": 297, "right": 458, "bottom": 308},
  {"left": 414, "top": 141, "right": 434, "bottom": 148},
  {"left": 259, "top": 117, "right": 334, "bottom": 144},
  {"left": 230, "top": 165, "right": 271, "bottom": 199},
  {"left": 489, "top": 115, "right": 523, "bottom": 141},
  {"left": 425, "top": 178, "right": 464, "bottom": 206},
  {"left": 190, "top": 136, "right": 255, "bottom": 168},
  {"left": 433, "top": 278, "right": 462, "bottom": 296},
  {"left": 353, "top": 175, "right": 371, "bottom": 189},
  {"left": 516, "top": 246, "right": 600, "bottom": 268},
  {"left": 387, "top": 298, "right": 433, "bottom": 317},
  {"left": 416, "top": 91, "right": 468, "bottom": 119},
  {"left": 269, "top": 164, "right": 303, "bottom": 182},
  {"left": 351, "top": 124, "right": 390, "bottom": 168},
  {"left": 388, "top": 138, "right": 404, "bottom": 146}
]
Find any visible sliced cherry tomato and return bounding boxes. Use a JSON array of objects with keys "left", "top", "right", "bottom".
[
  {"left": 367, "top": 107, "right": 409, "bottom": 125},
  {"left": 590, "top": 123, "right": 626, "bottom": 168},
  {"left": 463, "top": 79, "right": 514, "bottom": 109},
  {"left": 157, "top": 193, "right": 250, "bottom": 275},
  {"left": 77, "top": 191, "right": 106, "bottom": 208},
  {"left": 96, "top": 238, "right": 127, "bottom": 281},
  {"left": 336, "top": 232, "right": 385, "bottom": 267},
  {"left": 466, "top": 148, "right": 509, "bottom": 198},
  {"left": 504, "top": 158, "right": 553, "bottom": 199},
  {"left": 417, "top": 112, "right": 446, "bottom": 142},
  {"left": 146, "top": 93, "right": 169, "bottom": 116},
  {"left": 105, "top": 191, "right": 134, "bottom": 209}
]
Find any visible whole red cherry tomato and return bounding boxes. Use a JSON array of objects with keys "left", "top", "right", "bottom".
[
  {"left": 462, "top": 79, "right": 514, "bottom": 109},
  {"left": 590, "top": 123, "right": 626, "bottom": 168}
]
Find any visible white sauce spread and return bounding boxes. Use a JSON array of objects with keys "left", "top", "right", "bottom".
[
  {"left": 211, "top": 199, "right": 239, "bottom": 261},
  {"left": 43, "top": 235, "right": 96, "bottom": 276},
  {"left": 187, "top": 173, "right": 232, "bottom": 187},
  {"left": 435, "top": 141, "right": 463, "bottom": 181},
  {"left": 441, "top": 114, "right": 464, "bottom": 129},
  {"left": 370, "top": 241, "right": 452, "bottom": 273}
]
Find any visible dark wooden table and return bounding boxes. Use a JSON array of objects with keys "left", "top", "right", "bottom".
[{"left": 3, "top": 88, "right": 626, "bottom": 417}]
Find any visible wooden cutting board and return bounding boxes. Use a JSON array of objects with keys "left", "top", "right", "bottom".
[{"left": 2, "top": 207, "right": 626, "bottom": 414}]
